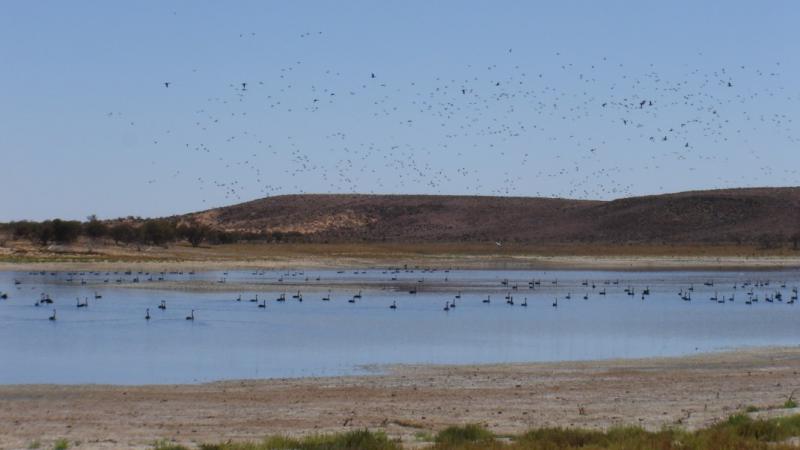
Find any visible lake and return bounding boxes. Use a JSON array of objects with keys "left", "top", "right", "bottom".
[{"left": 0, "top": 268, "right": 798, "bottom": 384}]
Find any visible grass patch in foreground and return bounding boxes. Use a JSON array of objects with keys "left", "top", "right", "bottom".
[
  {"left": 434, "top": 424, "right": 494, "bottom": 447},
  {"left": 165, "top": 429, "right": 401, "bottom": 450},
  {"left": 158, "top": 414, "right": 800, "bottom": 449}
]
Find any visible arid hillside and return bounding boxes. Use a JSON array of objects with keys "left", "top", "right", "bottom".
[{"left": 185, "top": 188, "right": 800, "bottom": 245}]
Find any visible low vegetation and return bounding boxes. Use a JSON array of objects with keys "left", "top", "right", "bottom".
[
  {"left": 150, "top": 414, "right": 800, "bottom": 450},
  {"left": 155, "top": 430, "right": 399, "bottom": 450},
  {"left": 0, "top": 216, "right": 285, "bottom": 249}
]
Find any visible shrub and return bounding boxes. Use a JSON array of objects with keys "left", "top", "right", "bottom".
[
  {"left": 109, "top": 222, "right": 138, "bottom": 245},
  {"left": 50, "top": 219, "right": 82, "bottom": 244},
  {"left": 142, "top": 220, "right": 176, "bottom": 246},
  {"left": 84, "top": 215, "right": 108, "bottom": 240},
  {"left": 178, "top": 222, "right": 210, "bottom": 247}
]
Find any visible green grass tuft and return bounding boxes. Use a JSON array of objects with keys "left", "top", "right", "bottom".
[
  {"left": 414, "top": 431, "right": 435, "bottom": 442},
  {"left": 433, "top": 424, "right": 494, "bottom": 447},
  {"left": 153, "top": 439, "right": 190, "bottom": 450},
  {"left": 197, "top": 429, "right": 400, "bottom": 450},
  {"left": 52, "top": 439, "right": 69, "bottom": 450}
]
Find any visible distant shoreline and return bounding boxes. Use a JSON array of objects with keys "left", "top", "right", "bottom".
[
  {"left": 2, "top": 241, "right": 800, "bottom": 272},
  {"left": 2, "top": 255, "right": 799, "bottom": 272}
]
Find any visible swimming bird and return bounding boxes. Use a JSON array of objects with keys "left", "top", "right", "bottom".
[
  {"left": 186, "top": 310, "right": 195, "bottom": 321},
  {"left": 389, "top": 301, "right": 397, "bottom": 309},
  {"left": 158, "top": 300, "right": 166, "bottom": 310},
  {"left": 145, "top": 308, "right": 151, "bottom": 320},
  {"left": 49, "top": 309, "right": 56, "bottom": 321}
]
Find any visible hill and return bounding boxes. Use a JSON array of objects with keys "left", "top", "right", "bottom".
[{"left": 184, "top": 187, "right": 800, "bottom": 245}]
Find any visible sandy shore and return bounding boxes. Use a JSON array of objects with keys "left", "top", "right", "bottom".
[
  {"left": 2, "top": 254, "right": 800, "bottom": 273},
  {"left": 2, "top": 347, "right": 800, "bottom": 449}
]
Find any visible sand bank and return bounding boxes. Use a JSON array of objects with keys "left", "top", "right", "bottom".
[{"left": 2, "top": 347, "right": 800, "bottom": 449}]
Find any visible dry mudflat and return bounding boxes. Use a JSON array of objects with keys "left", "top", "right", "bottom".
[{"left": 2, "top": 348, "right": 800, "bottom": 449}]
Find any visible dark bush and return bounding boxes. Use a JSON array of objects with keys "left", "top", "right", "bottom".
[
  {"left": 84, "top": 215, "right": 108, "bottom": 240},
  {"left": 142, "top": 220, "right": 176, "bottom": 246},
  {"left": 178, "top": 222, "right": 210, "bottom": 247},
  {"left": 109, "top": 223, "right": 138, "bottom": 245}
]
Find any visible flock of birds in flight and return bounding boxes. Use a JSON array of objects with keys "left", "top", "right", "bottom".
[
  {"left": 100, "top": 29, "right": 798, "bottom": 206},
  {"left": 2, "top": 270, "right": 799, "bottom": 322}
]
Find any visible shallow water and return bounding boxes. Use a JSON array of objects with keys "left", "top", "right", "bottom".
[{"left": 0, "top": 268, "right": 798, "bottom": 384}]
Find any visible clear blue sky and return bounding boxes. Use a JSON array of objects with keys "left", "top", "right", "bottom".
[{"left": 1, "top": 1, "right": 798, "bottom": 221}]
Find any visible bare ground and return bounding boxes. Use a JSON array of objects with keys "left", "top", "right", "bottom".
[
  {"left": 3, "top": 348, "right": 800, "bottom": 449},
  {"left": 2, "top": 243, "right": 800, "bottom": 273}
]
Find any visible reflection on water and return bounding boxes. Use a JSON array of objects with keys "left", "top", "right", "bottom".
[{"left": 0, "top": 268, "right": 798, "bottom": 384}]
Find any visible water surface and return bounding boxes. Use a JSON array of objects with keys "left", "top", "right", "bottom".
[{"left": 0, "top": 268, "right": 798, "bottom": 384}]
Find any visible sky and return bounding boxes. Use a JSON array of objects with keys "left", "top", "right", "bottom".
[{"left": 1, "top": 1, "right": 798, "bottom": 221}]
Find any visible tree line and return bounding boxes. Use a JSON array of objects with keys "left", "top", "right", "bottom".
[
  {"left": 0, "top": 216, "right": 304, "bottom": 248},
  {"left": 1, "top": 216, "right": 799, "bottom": 250}
]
